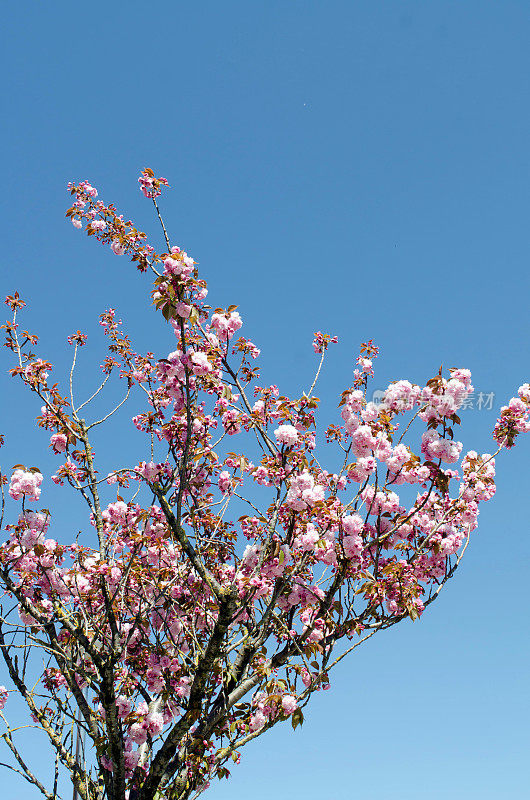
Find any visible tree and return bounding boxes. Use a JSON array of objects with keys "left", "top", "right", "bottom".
[{"left": 0, "top": 169, "right": 528, "bottom": 800}]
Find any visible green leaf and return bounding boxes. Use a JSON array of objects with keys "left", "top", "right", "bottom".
[{"left": 291, "top": 708, "right": 304, "bottom": 730}]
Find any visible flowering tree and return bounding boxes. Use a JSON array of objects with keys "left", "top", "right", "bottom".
[{"left": 0, "top": 170, "right": 528, "bottom": 800}]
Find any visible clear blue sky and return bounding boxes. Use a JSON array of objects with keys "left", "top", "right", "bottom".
[{"left": 2, "top": 2, "right": 530, "bottom": 798}]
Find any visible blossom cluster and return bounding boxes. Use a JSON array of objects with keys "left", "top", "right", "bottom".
[
  {"left": 8, "top": 468, "right": 43, "bottom": 501},
  {"left": 493, "top": 383, "right": 530, "bottom": 447},
  {"left": 0, "top": 171, "right": 527, "bottom": 800},
  {"left": 138, "top": 167, "right": 169, "bottom": 199}
]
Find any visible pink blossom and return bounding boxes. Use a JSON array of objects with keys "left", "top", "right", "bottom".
[
  {"left": 163, "top": 255, "right": 193, "bottom": 278},
  {"left": 249, "top": 710, "right": 267, "bottom": 732},
  {"left": 342, "top": 514, "right": 363, "bottom": 535},
  {"left": 294, "top": 523, "right": 320, "bottom": 552},
  {"left": 100, "top": 755, "right": 114, "bottom": 772},
  {"left": 421, "top": 430, "right": 463, "bottom": 464},
  {"left": 350, "top": 425, "right": 377, "bottom": 456},
  {"left": 382, "top": 380, "right": 420, "bottom": 413},
  {"left": 360, "top": 402, "right": 380, "bottom": 423},
  {"left": 281, "top": 695, "right": 297, "bottom": 715},
  {"left": 387, "top": 443, "right": 410, "bottom": 474},
  {"left": 20, "top": 510, "right": 48, "bottom": 531},
  {"left": 111, "top": 240, "right": 126, "bottom": 255},
  {"left": 274, "top": 424, "right": 298, "bottom": 447},
  {"left": 222, "top": 409, "right": 242, "bottom": 435},
  {"left": 518, "top": 383, "right": 530, "bottom": 403},
  {"left": 145, "top": 711, "right": 165, "bottom": 735},
  {"left": 356, "top": 356, "right": 373, "bottom": 376},
  {"left": 138, "top": 169, "right": 169, "bottom": 199},
  {"left": 128, "top": 722, "right": 148, "bottom": 745},
  {"left": 348, "top": 456, "right": 377, "bottom": 481},
  {"left": 50, "top": 433, "right": 67, "bottom": 454},
  {"left": 83, "top": 182, "right": 98, "bottom": 198},
  {"left": 175, "top": 301, "right": 192, "bottom": 318},
  {"left": 312, "top": 331, "right": 338, "bottom": 354},
  {"left": 9, "top": 469, "right": 43, "bottom": 502},
  {"left": 136, "top": 461, "right": 161, "bottom": 481},
  {"left": 361, "top": 485, "right": 400, "bottom": 515},
  {"left": 190, "top": 351, "right": 211, "bottom": 376},
  {"left": 211, "top": 311, "right": 243, "bottom": 341},
  {"left": 285, "top": 472, "right": 325, "bottom": 511},
  {"left": 175, "top": 676, "right": 192, "bottom": 698},
  {"left": 124, "top": 748, "right": 140, "bottom": 774},
  {"left": 116, "top": 695, "right": 132, "bottom": 718},
  {"left": 218, "top": 471, "right": 232, "bottom": 494},
  {"left": 67, "top": 331, "right": 88, "bottom": 346}
]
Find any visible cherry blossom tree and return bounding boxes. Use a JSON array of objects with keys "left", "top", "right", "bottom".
[{"left": 0, "top": 169, "right": 528, "bottom": 800}]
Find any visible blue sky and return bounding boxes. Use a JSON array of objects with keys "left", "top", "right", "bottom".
[{"left": 1, "top": 1, "right": 530, "bottom": 798}]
